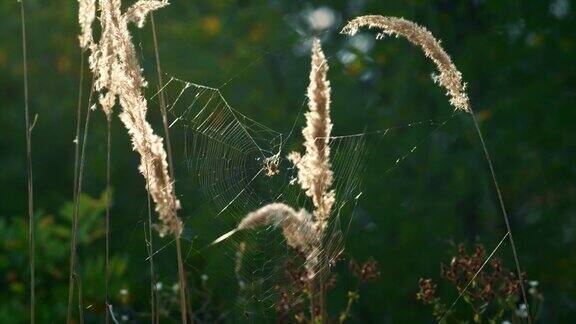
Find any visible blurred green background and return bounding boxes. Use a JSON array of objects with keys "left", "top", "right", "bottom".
[{"left": 1, "top": 0, "right": 575, "bottom": 322}]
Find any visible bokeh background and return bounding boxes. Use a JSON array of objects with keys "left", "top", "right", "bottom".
[{"left": 1, "top": 0, "right": 575, "bottom": 322}]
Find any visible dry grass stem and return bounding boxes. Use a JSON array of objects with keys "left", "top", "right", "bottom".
[{"left": 341, "top": 15, "right": 470, "bottom": 112}]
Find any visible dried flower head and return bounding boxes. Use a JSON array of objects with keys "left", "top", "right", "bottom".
[
  {"left": 350, "top": 257, "right": 381, "bottom": 283},
  {"left": 417, "top": 243, "right": 537, "bottom": 323},
  {"left": 431, "top": 243, "right": 526, "bottom": 312},
  {"left": 417, "top": 278, "right": 437, "bottom": 305},
  {"left": 341, "top": 15, "right": 471, "bottom": 112}
]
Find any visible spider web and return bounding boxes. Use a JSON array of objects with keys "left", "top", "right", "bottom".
[{"left": 152, "top": 72, "right": 463, "bottom": 321}]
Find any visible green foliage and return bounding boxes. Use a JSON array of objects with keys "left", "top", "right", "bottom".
[{"left": 0, "top": 191, "right": 129, "bottom": 322}]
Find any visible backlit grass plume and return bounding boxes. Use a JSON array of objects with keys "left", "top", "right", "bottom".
[
  {"left": 214, "top": 38, "right": 334, "bottom": 278},
  {"left": 78, "top": 0, "right": 95, "bottom": 49},
  {"left": 288, "top": 38, "right": 335, "bottom": 233},
  {"left": 78, "top": 0, "right": 181, "bottom": 236},
  {"left": 341, "top": 15, "right": 471, "bottom": 113}
]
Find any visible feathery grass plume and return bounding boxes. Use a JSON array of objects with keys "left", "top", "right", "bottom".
[
  {"left": 80, "top": 0, "right": 181, "bottom": 236},
  {"left": 125, "top": 0, "right": 169, "bottom": 28},
  {"left": 78, "top": 0, "right": 95, "bottom": 49},
  {"left": 238, "top": 203, "right": 318, "bottom": 252},
  {"left": 288, "top": 38, "right": 335, "bottom": 233},
  {"left": 213, "top": 203, "right": 320, "bottom": 275},
  {"left": 341, "top": 15, "right": 471, "bottom": 113}
]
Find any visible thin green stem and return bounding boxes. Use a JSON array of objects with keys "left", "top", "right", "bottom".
[
  {"left": 338, "top": 290, "right": 359, "bottom": 324},
  {"left": 67, "top": 76, "right": 95, "bottom": 323},
  {"left": 105, "top": 119, "right": 111, "bottom": 324},
  {"left": 145, "top": 185, "right": 157, "bottom": 323},
  {"left": 76, "top": 274, "right": 85, "bottom": 324},
  {"left": 73, "top": 54, "right": 84, "bottom": 245},
  {"left": 19, "top": 1, "right": 34, "bottom": 322}
]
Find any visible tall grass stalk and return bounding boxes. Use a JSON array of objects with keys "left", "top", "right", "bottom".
[
  {"left": 104, "top": 119, "right": 111, "bottom": 324},
  {"left": 69, "top": 41, "right": 86, "bottom": 324},
  {"left": 75, "top": 274, "right": 85, "bottom": 324},
  {"left": 73, "top": 55, "right": 85, "bottom": 259},
  {"left": 142, "top": 144, "right": 158, "bottom": 324},
  {"left": 150, "top": 13, "right": 190, "bottom": 323},
  {"left": 288, "top": 39, "right": 334, "bottom": 322},
  {"left": 19, "top": 0, "right": 34, "bottom": 322},
  {"left": 67, "top": 76, "right": 95, "bottom": 323},
  {"left": 342, "top": 15, "right": 531, "bottom": 322},
  {"left": 145, "top": 195, "right": 157, "bottom": 323},
  {"left": 175, "top": 237, "right": 189, "bottom": 323}
]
